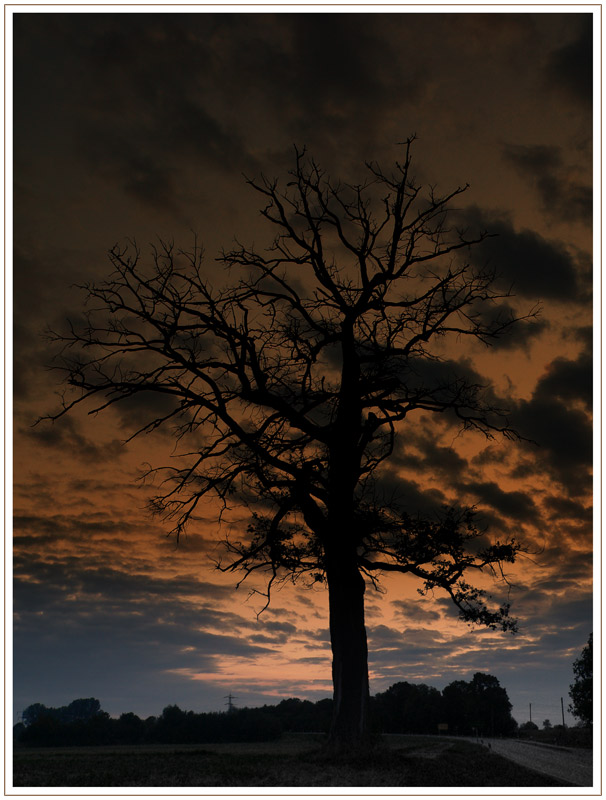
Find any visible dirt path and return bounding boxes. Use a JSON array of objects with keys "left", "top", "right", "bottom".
[{"left": 480, "top": 739, "right": 593, "bottom": 787}]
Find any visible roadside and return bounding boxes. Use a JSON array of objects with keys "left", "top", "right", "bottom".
[{"left": 479, "top": 737, "right": 593, "bottom": 787}]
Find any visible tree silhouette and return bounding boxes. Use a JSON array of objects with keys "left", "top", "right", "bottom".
[
  {"left": 46, "top": 139, "right": 527, "bottom": 750},
  {"left": 569, "top": 633, "right": 592, "bottom": 726},
  {"left": 21, "top": 698, "right": 101, "bottom": 726},
  {"left": 372, "top": 681, "right": 443, "bottom": 734}
]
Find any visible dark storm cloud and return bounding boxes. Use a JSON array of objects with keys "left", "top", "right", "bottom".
[
  {"left": 13, "top": 14, "right": 255, "bottom": 216},
  {"left": 503, "top": 144, "right": 592, "bottom": 226},
  {"left": 528, "top": 563, "right": 593, "bottom": 597},
  {"left": 460, "top": 207, "right": 587, "bottom": 302},
  {"left": 113, "top": 390, "right": 182, "bottom": 434},
  {"left": 432, "top": 582, "right": 592, "bottom": 646},
  {"left": 14, "top": 536, "right": 310, "bottom": 648},
  {"left": 428, "top": 296, "right": 550, "bottom": 354},
  {"left": 12, "top": 11, "right": 436, "bottom": 226},
  {"left": 12, "top": 248, "right": 83, "bottom": 401},
  {"left": 532, "top": 348, "right": 593, "bottom": 410},
  {"left": 13, "top": 556, "right": 281, "bottom": 687},
  {"left": 423, "top": 627, "right": 579, "bottom": 677},
  {"left": 542, "top": 495, "right": 593, "bottom": 523},
  {"left": 13, "top": 326, "right": 45, "bottom": 400},
  {"left": 472, "top": 444, "right": 511, "bottom": 467},
  {"left": 373, "top": 356, "right": 541, "bottom": 517},
  {"left": 12, "top": 12, "right": 420, "bottom": 218},
  {"left": 100, "top": 140, "right": 179, "bottom": 213},
  {"left": 529, "top": 529, "right": 593, "bottom": 579},
  {"left": 544, "top": 16, "right": 593, "bottom": 107},
  {"left": 568, "top": 324, "right": 593, "bottom": 349},
  {"left": 13, "top": 554, "right": 228, "bottom": 610},
  {"left": 13, "top": 513, "right": 134, "bottom": 543},
  {"left": 25, "top": 415, "right": 125, "bottom": 463},
  {"left": 367, "top": 625, "right": 447, "bottom": 666},
  {"left": 295, "top": 628, "right": 332, "bottom": 651},
  {"left": 508, "top": 585, "right": 593, "bottom": 638},
  {"left": 81, "top": 87, "right": 250, "bottom": 213},
  {"left": 391, "top": 599, "right": 441, "bottom": 623},
  {"left": 509, "top": 342, "right": 593, "bottom": 495},
  {"left": 271, "top": 14, "right": 424, "bottom": 141},
  {"left": 13, "top": 508, "right": 171, "bottom": 553},
  {"left": 512, "top": 398, "right": 592, "bottom": 494},
  {"left": 401, "top": 355, "right": 513, "bottom": 422},
  {"left": 477, "top": 304, "right": 550, "bottom": 352},
  {"left": 370, "top": 473, "right": 447, "bottom": 518},
  {"left": 456, "top": 480, "right": 539, "bottom": 523},
  {"left": 391, "top": 426, "right": 468, "bottom": 476},
  {"left": 14, "top": 584, "right": 254, "bottom": 661}
]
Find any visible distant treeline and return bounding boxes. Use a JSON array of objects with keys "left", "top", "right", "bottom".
[{"left": 14, "top": 672, "right": 518, "bottom": 747}]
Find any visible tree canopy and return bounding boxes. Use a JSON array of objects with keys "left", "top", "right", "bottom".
[
  {"left": 569, "top": 633, "right": 592, "bottom": 726},
  {"left": 22, "top": 698, "right": 101, "bottom": 727},
  {"left": 46, "top": 140, "right": 527, "bottom": 748},
  {"left": 441, "top": 672, "right": 517, "bottom": 736}
]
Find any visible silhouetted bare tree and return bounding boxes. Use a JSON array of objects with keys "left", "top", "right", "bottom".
[{"left": 47, "top": 139, "right": 527, "bottom": 750}]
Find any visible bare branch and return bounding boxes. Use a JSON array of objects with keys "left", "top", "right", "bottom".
[{"left": 44, "top": 141, "right": 527, "bottom": 635}]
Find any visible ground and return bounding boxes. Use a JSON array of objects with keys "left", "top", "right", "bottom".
[{"left": 12, "top": 734, "right": 582, "bottom": 788}]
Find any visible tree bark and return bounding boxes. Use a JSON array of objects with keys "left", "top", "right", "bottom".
[
  {"left": 323, "top": 319, "right": 371, "bottom": 751},
  {"left": 325, "top": 547, "right": 371, "bottom": 751}
]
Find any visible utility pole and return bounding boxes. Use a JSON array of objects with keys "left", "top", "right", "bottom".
[
  {"left": 529, "top": 703, "right": 532, "bottom": 724},
  {"left": 561, "top": 697, "right": 566, "bottom": 728},
  {"left": 224, "top": 693, "right": 237, "bottom": 714}
]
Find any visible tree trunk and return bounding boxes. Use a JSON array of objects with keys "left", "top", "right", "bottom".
[
  {"left": 324, "top": 319, "right": 370, "bottom": 750},
  {"left": 325, "top": 549, "right": 371, "bottom": 751}
]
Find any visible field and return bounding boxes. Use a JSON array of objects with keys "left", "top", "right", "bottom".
[{"left": 13, "top": 734, "right": 576, "bottom": 788}]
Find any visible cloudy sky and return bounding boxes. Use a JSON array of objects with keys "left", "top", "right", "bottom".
[{"left": 11, "top": 8, "right": 595, "bottom": 728}]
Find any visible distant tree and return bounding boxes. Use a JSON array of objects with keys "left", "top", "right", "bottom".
[
  {"left": 19, "top": 700, "right": 109, "bottom": 746},
  {"left": 46, "top": 140, "right": 528, "bottom": 751},
  {"left": 372, "top": 681, "right": 443, "bottom": 734},
  {"left": 12, "top": 722, "right": 25, "bottom": 743},
  {"left": 312, "top": 698, "right": 334, "bottom": 732},
  {"left": 73, "top": 711, "right": 113, "bottom": 746},
  {"left": 569, "top": 633, "right": 592, "bottom": 726},
  {"left": 156, "top": 704, "right": 189, "bottom": 743},
  {"left": 519, "top": 720, "right": 538, "bottom": 731},
  {"left": 21, "top": 702, "right": 48, "bottom": 727},
  {"left": 469, "top": 672, "right": 517, "bottom": 736},
  {"left": 441, "top": 679, "right": 473, "bottom": 735},
  {"left": 274, "top": 698, "right": 321, "bottom": 732},
  {"left": 542, "top": 719, "right": 552, "bottom": 729},
  {"left": 61, "top": 698, "right": 101, "bottom": 723},
  {"left": 442, "top": 673, "right": 516, "bottom": 736},
  {"left": 116, "top": 712, "right": 146, "bottom": 744},
  {"left": 21, "top": 698, "right": 101, "bottom": 726}
]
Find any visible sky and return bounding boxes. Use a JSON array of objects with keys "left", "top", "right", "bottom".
[{"left": 11, "top": 8, "right": 596, "bottom": 730}]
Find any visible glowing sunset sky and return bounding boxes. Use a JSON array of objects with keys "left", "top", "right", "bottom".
[{"left": 12, "top": 8, "right": 595, "bottom": 728}]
